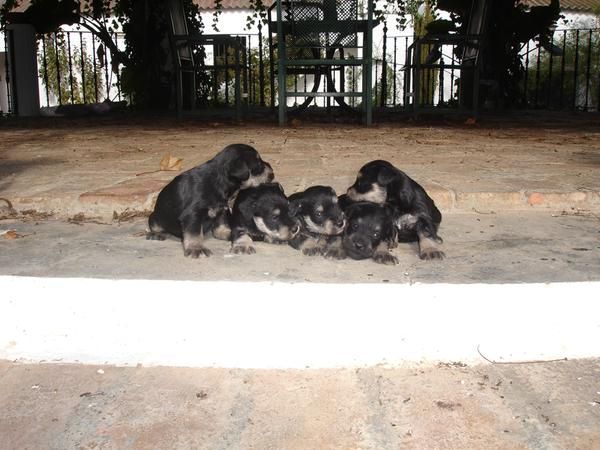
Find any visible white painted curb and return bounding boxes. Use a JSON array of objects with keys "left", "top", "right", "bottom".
[{"left": 1, "top": 276, "right": 599, "bottom": 368}]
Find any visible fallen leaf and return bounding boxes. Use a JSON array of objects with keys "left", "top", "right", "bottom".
[
  {"left": 2, "top": 230, "right": 19, "bottom": 240},
  {"left": 159, "top": 152, "right": 183, "bottom": 171},
  {"left": 464, "top": 117, "right": 477, "bottom": 125},
  {"left": 68, "top": 214, "right": 107, "bottom": 225},
  {"left": 112, "top": 209, "right": 150, "bottom": 223}
]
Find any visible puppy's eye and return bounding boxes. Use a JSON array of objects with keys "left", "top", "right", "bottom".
[
  {"left": 314, "top": 211, "right": 322, "bottom": 217},
  {"left": 373, "top": 232, "right": 380, "bottom": 239},
  {"left": 272, "top": 214, "right": 280, "bottom": 221},
  {"left": 351, "top": 223, "right": 359, "bottom": 231}
]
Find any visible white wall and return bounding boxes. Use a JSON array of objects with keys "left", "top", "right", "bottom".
[{"left": 562, "top": 11, "right": 598, "bottom": 28}]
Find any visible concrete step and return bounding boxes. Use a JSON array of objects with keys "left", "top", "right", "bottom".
[
  {"left": 2, "top": 276, "right": 599, "bottom": 368},
  {"left": 2, "top": 211, "right": 599, "bottom": 368},
  {"left": 8, "top": 181, "right": 600, "bottom": 221}
]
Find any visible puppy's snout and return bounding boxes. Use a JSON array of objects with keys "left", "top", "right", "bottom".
[
  {"left": 353, "top": 239, "right": 365, "bottom": 250},
  {"left": 264, "top": 163, "right": 274, "bottom": 181}
]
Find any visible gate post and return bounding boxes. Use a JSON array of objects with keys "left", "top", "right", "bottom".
[{"left": 6, "top": 23, "right": 40, "bottom": 116}]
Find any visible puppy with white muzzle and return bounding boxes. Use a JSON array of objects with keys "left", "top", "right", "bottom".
[
  {"left": 288, "top": 185, "right": 346, "bottom": 256},
  {"left": 230, "top": 183, "right": 301, "bottom": 254}
]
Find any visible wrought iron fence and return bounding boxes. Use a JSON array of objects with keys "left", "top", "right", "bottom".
[
  {"left": 521, "top": 28, "right": 599, "bottom": 112},
  {"left": 37, "top": 30, "right": 126, "bottom": 108},
  {"left": 375, "top": 27, "right": 600, "bottom": 112},
  {"left": 373, "top": 34, "right": 413, "bottom": 108},
  {"left": 28, "top": 26, "right": 600, "bottom": 114}
]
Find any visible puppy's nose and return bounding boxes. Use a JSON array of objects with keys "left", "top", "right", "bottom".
[
  {"left": 336, "top": 218, "right": 345, "bottom": 228},
  {"left": 353, "top": 240, "right": 364, "bottom": 250}
]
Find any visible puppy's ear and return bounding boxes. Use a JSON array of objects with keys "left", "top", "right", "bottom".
[
  {"left": 227, "top": 159, "right": 250, "bottom": 182},
  {"left": 338, "top": 194, "right": 352, "bottom": 210},
  {"left": 383, "top": 203, "right": 400, "bottom": 219},
  {"left": 377, "top": 166, "right": 396, "bottom": 186},
  {"left": 289, "top": 197, "right": 303, "bottom": 217}
]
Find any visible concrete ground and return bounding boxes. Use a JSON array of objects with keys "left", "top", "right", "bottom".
[
  {"left": 1, "top": 211, "right": 599, "bottom": 283},
  {"left": 1, "top": 358, "right": 599, "bottom": 449},
  {"left": 1, "top": 113, "right": 600, "bottom": 448},
  {"left": 1, "top": 113, "right": 599, "bottom": 284},
  {"left": 1, "top": 114, "right": 599, "bottom": 219}
]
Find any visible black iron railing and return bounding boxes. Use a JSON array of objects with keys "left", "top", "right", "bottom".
[
  {"left": 28, "top": 26, "right": 600, "bottom": 113},
  {"left": 521, "top": 28, "right": 599, "bottom": 111},
  {"left": 37, "top": 30, "right": 126, "bottom": 108}
]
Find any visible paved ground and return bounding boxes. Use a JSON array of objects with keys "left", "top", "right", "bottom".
[
  {"left": 1, "top": 113, "right": 600, "bottom": 448},
  {"left": 1, "top": 114, "right": 599, "bottom": 283},
  {"left": 1, "top": 211, "right": 599, "bottom": 283},
  {"left": 1, "top": 114, "right": 599, "bottom": 220},
  {"left": 1, "top": 358, "right": 599, "bottom": 449}
]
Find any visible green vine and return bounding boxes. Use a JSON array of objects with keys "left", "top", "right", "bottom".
[
  {"left": 212, "top": 0, "right": 223, "bottom": 31},
  {"left": 246, "top": 0, "right": 269, "bottom": 30}
]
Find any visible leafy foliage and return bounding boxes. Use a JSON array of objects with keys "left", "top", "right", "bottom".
[
  {"left": 3, "top": 0, "right": 204, "bottom": 110},
  {"left": 522, "top": 29, "right": 599, "bottom": 110},
  {"left": 432, "top": 0, "right": 563, "bottom": 107},
  {"left": 2, "top": 0, "right": 582, "bottom": 112},
  {"left": 38, "top": 32, "right": 104, "bottom": 104}
]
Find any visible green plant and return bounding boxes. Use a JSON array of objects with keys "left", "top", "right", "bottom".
[
  {"left": 431, "top": 0, "right": 562, "bottom": 108},
  {"left": 38, "top": 33, "right": 104, "bottom": 104},
  {"left": 114, "top": 0, "right": 205, "bottom": 109},
  {"left": 523, "top": 29, "right": 599, "bottom": 110}
]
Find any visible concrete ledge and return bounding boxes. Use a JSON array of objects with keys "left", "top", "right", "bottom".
[
  {"left": 455, "top": 191, "right": 527, "bottom": 212},
  {"left": 79, "top": 178, "right": 166, "bottom": 218},
  {"left": 1, "top": 276, "right": 599, "bottom": 368},
  {"left": 6, "top": 175, "right": 600, "bottom": 219},
  {"left": 455, "top": 190, "right": 600, "bottom": 212}
]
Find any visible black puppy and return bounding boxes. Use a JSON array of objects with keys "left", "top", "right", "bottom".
[
  {"left": 325, "top": 200, "right": 398, "bottom": 265},
  {"left": 147, "top": 144, "right": 274, "bottom": 257},
  {"left": 230, "top": 183, "right": 300, "bottom": 254},
  {"left": 345, "top": 160, "right": 444, "bottom": 260},
  {"left": 288, "top": 186, "right": 345, "bottom": 256}
]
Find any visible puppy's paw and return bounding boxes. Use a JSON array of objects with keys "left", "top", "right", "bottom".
[
  {"left": 212, "top": 225, "right": 231, "bottom": 241},
  {"left": 184, "top": 245, "right": 212, "bottom": 258},
  {"left": 232, "top": 245, "right": 256, "bottom": 255},
  {"left": 146, "top": 231, "right": 167, "bottom": 241},
  {"left": 302, "top": 246, "right": 324, "bottom": 256},
  {"left": 324, "top": 247, "right": 346, "bottom": 260},
  {"left": 419, "top": 249, "right": 445, "bottom": 260},
  {"left": 373, "top": 252, "right": 399, "bottom": 265}
]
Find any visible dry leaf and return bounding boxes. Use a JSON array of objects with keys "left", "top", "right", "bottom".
[
  {"left": 113, "top": 208, "right": 151, "bottom": 223},
  {"left": 2, "top": 230, "right": 19, "bottom": 240},
  {"left": 159, "top": 153, "right": 183, "bottom": 171},
  {"left": 464, "top": 117, "right": 477, "bottom": 125},
  {"left": 68, "top": 213, "right": 106, "bottom": 225}
]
